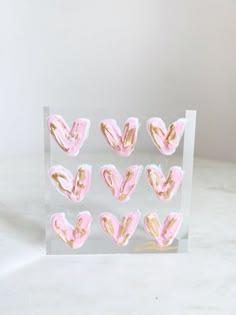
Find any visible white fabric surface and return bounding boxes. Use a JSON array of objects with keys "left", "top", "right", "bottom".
[{"left": 0, "top": 156, "right": 235, "bottom": 314}]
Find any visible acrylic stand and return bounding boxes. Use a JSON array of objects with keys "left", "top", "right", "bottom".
[{"left": 44, "top": 106, "right": 196, "bottom": 255}]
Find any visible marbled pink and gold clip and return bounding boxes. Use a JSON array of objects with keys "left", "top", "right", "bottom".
[
  {"left": 51, "top": 212, "right": 92, "bottom": 249},
  {"left": 144, "top": 213, "right": 183, "bottom": 247},
  {"left": 147, "top": 118, "right": 186, "bottom": 155},
  {"left": 100, "top": 165, "right": 142, "bottom": 202},
  {"left": 146, "top": 165, "right": 184, "bottom": 201},
  {"left": 100, "top": 211, "right": 140, "bottom": 246},
  {"left": 50, "top": 165, "right": 92, "bottom": 202},
  {"left": 47, "top": 115, "right": 90, "bottom": 156},
  {"left": 100, "top": 117, "right": 139, "bottom": 156}
]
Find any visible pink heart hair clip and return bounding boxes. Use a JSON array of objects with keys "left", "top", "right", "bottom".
[
  {"left": 146, "top": 165, "right": 184, "bottom": 201},
  {"left": 50, "top": 165, "right": 92, "bottom": 202},
  {"left": 100, "top": 117, "right": 139, "bottom": 156},
  {"left": 100, "top": 211, "right": 140, "bottom": 246},
  {"left": 144, "top": 212, "right": 183, "bottom": 247},
  {"left": 100, "top": 165, "right": 142, "bottom": 202},
  {"left": 147, "top": 117, "right": 186, "bottom": 155},
  {"left": 51, "top": 212, "right": 92, "bottom": 249},
  {"left": 47, "top": 115, "right": 90, "bottom": 156}
]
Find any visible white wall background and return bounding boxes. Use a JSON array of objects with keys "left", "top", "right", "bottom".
[{"left": 0, "top": 0, "right": 235, "bottom": 161}]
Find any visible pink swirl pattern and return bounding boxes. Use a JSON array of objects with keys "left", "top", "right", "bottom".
[
  {"left": 147, "top": 117, "right": 186, "bottom": 155},
  {"left": 100, "top": 165, "right": 142, "bottom": 202},
  {"left": 144, "top": 212, "right": 183, "bottom": 247},
  {"left": 51, "top": 212, "right": 92, "bottom": 249},
  {"left": 50, "top": 165, "right": 92, "bottom": 202},
  {"left": 146, "top": 165, "right": 184, "bottom": 201},
  {"left": 100, "top": 117, "right": 139, "bottom": 156},
  {"left": 100, "top": 211, "right": 140, "bottom": 246},
  {"left": 47, "top": 115, "right": 90, "bottom": 156}
]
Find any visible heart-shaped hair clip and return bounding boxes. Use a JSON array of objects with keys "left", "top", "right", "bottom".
[
  {"left": 51, "top": 212, "right": 92, "bottom": 249},
  {"left": 48, "top": 115, "right": 90, "bottom": 156},
  {"left": 147, "top": 118, "right": 186, "bottom": 155},
  {"left": 100, "top": 117, "right": 139, "bottom": 156},
  {"left": 100, "top": 211, "right": 140, "bottom": 246},
  {"left": 50, "top": 165, "right": 92, "bottom": 202},
  {"left": 100, "top": 165, "right": 142, "bottom": 202},
  {"left": 146, "top": 165, "right": 184, "bottom": 201},
  {"left": 144, "top": 212, "right": 183, "bottom": 247}
]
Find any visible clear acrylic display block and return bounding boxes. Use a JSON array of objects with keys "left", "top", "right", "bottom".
[{"left": 44, "top": 106, "right": 196, "bottom": 255}]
